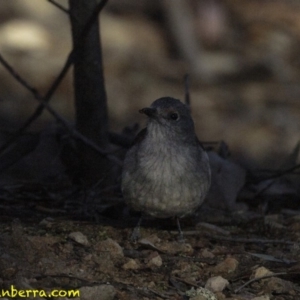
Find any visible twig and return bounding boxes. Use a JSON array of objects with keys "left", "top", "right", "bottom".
[
  {"left": 0, "top": 52, "right": 70, "bottom": 148},
  {"left": 196, "top": 222, "right": 231, "bottom": 236},
  {"left": 234, "top": 272, "right": 287, "bottom": 293},
  {"left": 0, "top": 53, "right": 40, "bottom": 100},
  {"left": 170, "top": 224, "right": 230, "bottom": 236},
  {"left": 172, "top": 276, "right": 200, "bottom": 288},
  {"left": 147, "top": 288, "right": 169, "bottom": 299},
  {"left": 254, "top": 163, "right": 300, "bottom": 198},
  {"left": 47, "top": 0, "right": 69, "bottom": 13},
  {"left": 205, "top": 234, "right": 294, "bottom": 245},
  {"left": 25, "top": 51, "right": 74, "bottom": 134},
  {"left": 0, "top": 52, "right": 45, "bottom": 153},
  {"left": 184, "top": 74, "right": 190, "bottom": 107},
  {"left": 35, "top": 97, "right": 123, "bottom": 166},
  {"left": 0, "top": 0, "right": 109, "bottom": 152},
  {"left": 163, "top": 0, "right": 204, "bottom": 78},
  {"left": 251, "top": 164, "right": 300, "bottom": 183}
]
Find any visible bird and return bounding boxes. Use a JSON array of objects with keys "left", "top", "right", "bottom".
[{"left": 121, "top": 97, "right": 211, "bottom": 241}]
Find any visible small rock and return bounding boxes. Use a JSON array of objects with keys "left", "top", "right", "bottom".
[
  {"left": 122, "top": 258, "right": 140, "bottom": 270},
  {"left": 39, "top": 217, "right": 54, "bottom": 228},
  {"left": 138, "top": 237, "right": 161, "bottom": 252},
  {"left": 146, "top": 252, "right": 162, "bottom": 268},
  {"left": 266, "top": 277, "right": 293, "bottom": 294},
  {"left": 159, "top": 241, "right": 193, "bottom": 255},
  {"left": 213, "top": 257, "right": 238, "bottom": 275},
  {"left": 251, "top": 296, "right": 270, "bottom": 300},
  {"left": 139, "top": 234, "right": 161, "bottom": 245},
  {"left": 264, "top": 214, "right": 285, "bottom": 229},
  {"left": 252, "top": 266, "right": 273, "bottom": 278},
  {"left": 148, "top": 281, "right": 156, "bottom": 288},
  {"left": 214, "top": 291, "right": 226, "bottom": 299},
  {"left": 94, "top": 238, "right": 123, "bottom": 258},
  {"left": 251, "top": 267, "right": 293, "bottom": 294},
  {"left": 80, "top": 284, "right": 116, "bottom": 300},
  {"left": 186, "top": 287, "right": 217, "bottom": 300},
  {"left": 201, "top": 248, "right": 215, "bottom": 258},
  {"left": 93, "top": 253, "right": 115, "bottom": 274},
  {"left": 68, "top": 232, "right": 89, "bottom": 246},
  {"left": 171, "top": 261, "right": 192, "bottom": 276},
  {"left": 190, "top": 296, "right": 207, "bottom": 300},
  {"left": 83, "top": 254, "right": 93, "bottom": 261},
  {"left": 205, "top": 276, "right": 229, "bottom": 292}
]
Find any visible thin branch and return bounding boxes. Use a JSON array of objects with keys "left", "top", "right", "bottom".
[
  {"left": 254, "top": 163, "right": 300, "bottom": 198},
  {"left": 170, "top": 230, "right": 295, "bottom": 245},
  {"left": 204, "top": 234, "right": 294, "bottom": 245},
  {"left": 47, "top": 0, "right": 69, "bottom": 14},
  {"left": 147, "top": 288, "right": 169, "bottom": 299},
  {"left": 35, "top": 98, "right": 123, "bottom": 166},
  {"left": 234, "top": 272, "right": 287, "bottom": 293},
  {"left": 0, "top": 52, "right": 74, "bottom": 153},
  {"left": 0, "top": 53, "right": 40, "bottom": 100},
  {"left": 251, "top": 164, "right": 300, "bottom": 183},
  {"left": 172, "top": 276, "right": 200, "bottom": 288},
  {"left": 184, "top": 74, "right": 190, "bottom": 107},
  {"left": 0, "top": 52, "right": 45, "bottom": 153},
  {"left": 170, "top": 230, "right": 294, "bottom": 245},
  {"left": 73, "top": 0, "right": 109, "bottom": 39},
  {"left": 266, "top": 164, "right": 300, "bottom": 179}
]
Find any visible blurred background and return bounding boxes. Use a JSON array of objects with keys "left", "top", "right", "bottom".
[{"left": 0, "top": 0, "right": 300, "bottom": 169}]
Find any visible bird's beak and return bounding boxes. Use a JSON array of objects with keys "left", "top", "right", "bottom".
[{"left": 139, "top": 107, "right": 157, "bottom": 118}]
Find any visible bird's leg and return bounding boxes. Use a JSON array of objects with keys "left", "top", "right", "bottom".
[
  {"left": 176, "top": 216, "right": 185, "bottom": 243},
  {"left": 130, "top": 215, "right": 143, "bottom": 242}
]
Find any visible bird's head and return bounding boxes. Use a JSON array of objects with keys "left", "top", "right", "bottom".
[{"left": 139, "top": 97, "right": 195, "bottom": 139}]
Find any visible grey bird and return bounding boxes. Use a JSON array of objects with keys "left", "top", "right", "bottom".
[{"left": 122, "top": 97, "right": 211, "bottom": 241}]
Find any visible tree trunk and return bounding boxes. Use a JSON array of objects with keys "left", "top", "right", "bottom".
[{"left": 69, "top": 0, "right": 111, "bottom": 185}]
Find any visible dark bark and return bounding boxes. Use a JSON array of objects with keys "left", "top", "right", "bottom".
[{"left": 68, "top": 0, "right": 112, "bottom": 185}]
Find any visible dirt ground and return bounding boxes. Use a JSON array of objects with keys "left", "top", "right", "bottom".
[{"left": 0, "top": 180, "right": 299, "bottom": 300}]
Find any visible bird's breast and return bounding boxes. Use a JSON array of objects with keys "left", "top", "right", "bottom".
[
  {"left": 138, "top": 138, "right": 195, "bottom": 184},
  {"left": 122, "top": 126, "right": 210, "bottom": 218}
]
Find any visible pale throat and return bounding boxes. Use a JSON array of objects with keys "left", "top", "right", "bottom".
[
  {"left": 147, "top": 120, "right": 180, "bottom": 144},
  {"left": 140, "top": 121, "right": 192, "bottom": 175}
]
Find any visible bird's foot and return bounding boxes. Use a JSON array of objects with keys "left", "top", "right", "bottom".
[
  {"left": 176, "top": 216, "right": 185, "bottom": 243},
  {"left": 130, "top": 226, "right": 141, "bottom": 242},
  {"left": 177, "top": 232, "right": 185, "bottom": 243},
  {"left": 129, "top": 216, "right": 143, "bottom": 242}
]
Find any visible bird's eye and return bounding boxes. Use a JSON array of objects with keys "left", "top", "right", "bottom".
[{"left": 170, "top": 113, "right": 179, "bottom": 120}]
